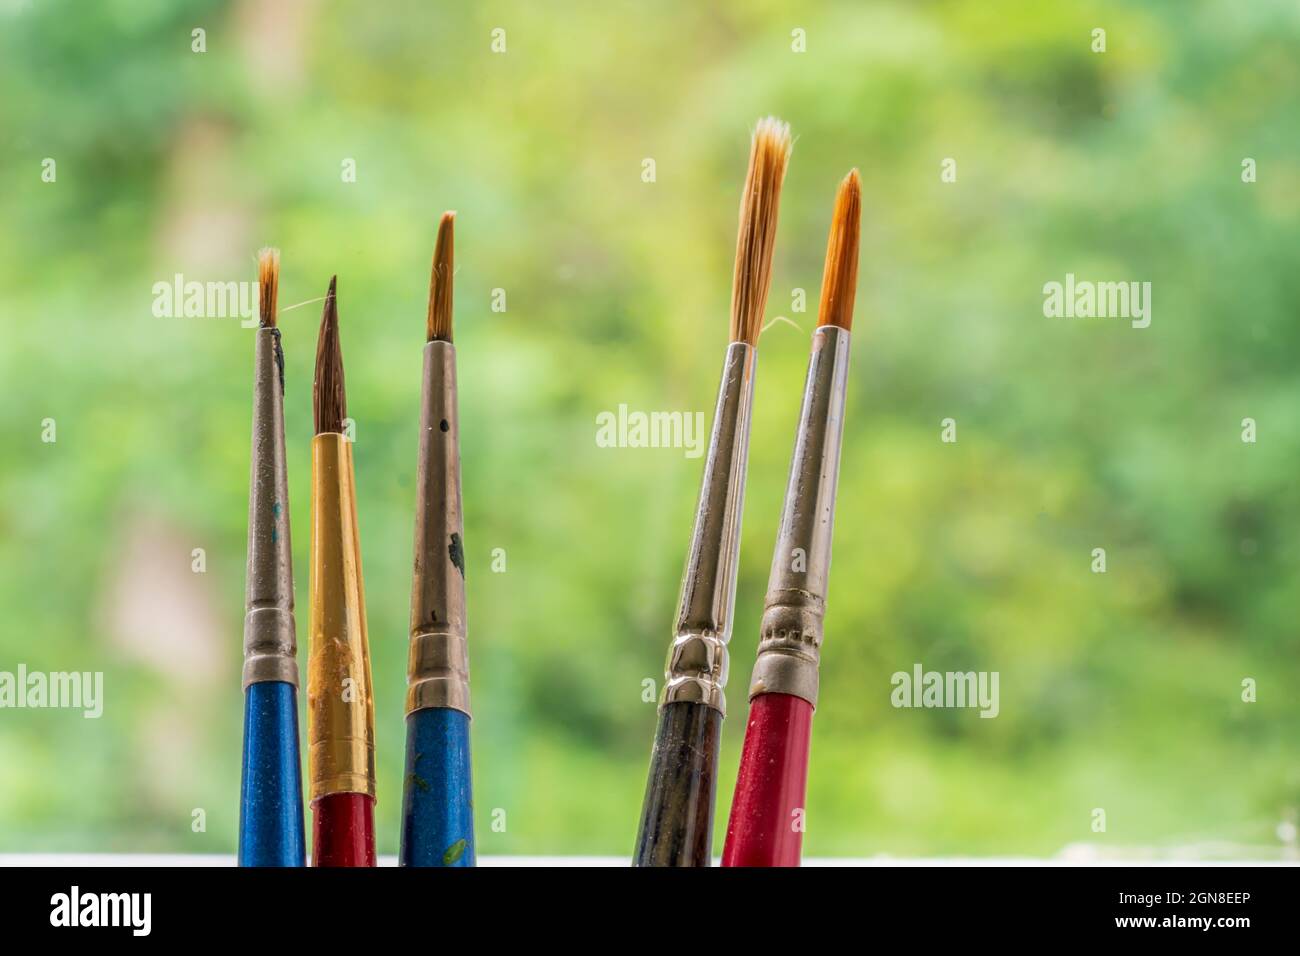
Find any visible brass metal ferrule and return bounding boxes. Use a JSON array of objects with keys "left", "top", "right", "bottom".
[
  {"left": 661, "top": 341, "right": 757, "bottom": 717},
  {"left": 307, "top": 432, "right": 376, "bottom": 801},
  {"left": 243, "top": 327, "right": 298, "bottom": 689},
  {"left": 406, "top": 340, "right": 471, "bottom": 718},
  {"left": 748, "top": 324, "right": 850, "bottom": 708}
]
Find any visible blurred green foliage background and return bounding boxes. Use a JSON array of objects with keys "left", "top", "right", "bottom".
[{"left": 1, "top": 0, "right": 1298, "bottom": 860}]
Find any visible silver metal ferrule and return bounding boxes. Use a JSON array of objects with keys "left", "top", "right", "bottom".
[
  {"left": 748, "top": 324, "right": 850, "bottom": 708},
  {"left": 661, "top": 341, "right": 757, "bottom": 716},
  {"left": 243, "top": 327, "right": 299, "bottom": 688},
  {"left": 406, "top": 340, "right": 471, "bottom": 718}
]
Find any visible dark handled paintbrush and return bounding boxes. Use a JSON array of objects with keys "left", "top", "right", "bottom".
[
  {"left": 633, "top": 117, "right": 792, "bottom": 866},
  {"left": 239, "top": 248, "right": 306, "bottom": 867},
  {"left": 400, "top": 213, "right": 476, "bottom": 867},
  {"left": 723, "top": 170, "right": 861, "bottom": 867}
]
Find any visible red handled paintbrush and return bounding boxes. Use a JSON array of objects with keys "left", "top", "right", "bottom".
[{"left": 722, "top": 169, "right": 861, "bottom": 867}]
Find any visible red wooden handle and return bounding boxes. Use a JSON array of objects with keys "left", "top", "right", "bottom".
[
  {"left": 721, "top": 692, "right": 813, "bottom": 867},
  {"left": 312, "top": 792, "right": 376, "bottom": 867}
]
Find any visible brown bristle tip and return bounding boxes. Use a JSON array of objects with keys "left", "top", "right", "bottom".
[
  {"left": 817, "top": 169, "right": 862, "bottom": 331},
  {"left": 257, "top": 247, "right": 280, "bottom": 328},
  {"left": 730, "top": 117, "right": 792, "bottom": 346},
  {"left": 426, "top": 212, "right": 456, "bottom": 343},
  {"left": 313, "top": 275, "right": 347, "bottom": 434}
]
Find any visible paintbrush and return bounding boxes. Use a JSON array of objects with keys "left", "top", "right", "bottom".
[
  {"left": 633, "top": 117, "right": 792, "bottom": 866},
  {"left": 238, "top": 248, "right": 306, "bottom": 866},
  {"left": 307, "top": 276, "right": 377, "bottom": 866},
  {"left": 399, "top": 212, "right": 476, "bottom": 867},
  {"left": 722, "top": 170, "right": 861, "bottom": 867}
]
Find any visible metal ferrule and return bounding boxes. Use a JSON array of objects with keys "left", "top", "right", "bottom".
[
  {"left": 406, "top": 341, "right": 471, "bottom": 718},
  {"left": 661, "top": 341, "right": 757, "bottom": 716},
  {"left": 243, "top": 327, "right": 298, "bottom": 689},
  {"left": 307, "top": 433, "right": 377, "bottom": 801},
  {"left": 748, "top": 324, "right": 850, "bottom": 707}
]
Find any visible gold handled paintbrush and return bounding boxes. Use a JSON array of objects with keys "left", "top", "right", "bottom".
[{"left": 307, "top": 277, "right": 377, "bottom": 866}]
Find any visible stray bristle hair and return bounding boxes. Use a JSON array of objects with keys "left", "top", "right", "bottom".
[
  {"left": 258, "top": 247, "right": 280, "bottom": 328},
  {"left": 426, "top": 212, "right": 455, "bottom": 342},
  {"left": 313, "top": 276, "right": 347, "bottom": 434},
  {"left": 817, "top": 169, "right": 861, "bottom": 331},
  {"left": 730, "top": 117, "right": 792, "bottom": 346}
]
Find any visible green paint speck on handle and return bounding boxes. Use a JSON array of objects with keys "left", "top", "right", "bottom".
[{"left": 443, "top": 838, "right": 467, "bottom": 865}]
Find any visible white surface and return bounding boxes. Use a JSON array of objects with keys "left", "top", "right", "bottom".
[{"left": 0, "top": 854, "right": 1294, "bottom": 867}]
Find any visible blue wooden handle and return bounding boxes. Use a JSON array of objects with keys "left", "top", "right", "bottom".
[
  {"left": 239, "top": 680, "right": 306, "bottom": 866},
  {"left": 400, "top": 708, "right": 475, "bottom": 866}
]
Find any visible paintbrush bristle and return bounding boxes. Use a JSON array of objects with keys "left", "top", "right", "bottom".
[
  {"left": 817, "top": 169, "right": 861, "bottom": 331},
  {"left": 426, "top": 212, "right": 455, "bottom": 343},
  {"left": 258, "top": 247, "right": 280, "bottom": 328},
  {"left": 313, "top": 276, "right": 347, "bottom": 434},
  {"left": 730, "top": 117, "right": 792, "bottom": 346}
]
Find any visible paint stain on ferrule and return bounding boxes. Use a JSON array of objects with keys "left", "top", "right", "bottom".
[
  {"left": 449, "top": 533, "right": 465, "bottom": 577},
  {"left": 271, "top": 327, "right": 285, "bottom": 395}
]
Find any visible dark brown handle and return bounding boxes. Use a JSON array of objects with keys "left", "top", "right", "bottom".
[{"left": 633, "top": 701, "right": 723, "bottom": 866}]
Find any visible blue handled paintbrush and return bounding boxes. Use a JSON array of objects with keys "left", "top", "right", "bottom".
[
  {"left": 400, "top": 214, "right": 476, "bottom": 866},
  {"left": 238, "top": 248, "right": 306, "bottom": 866}
]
